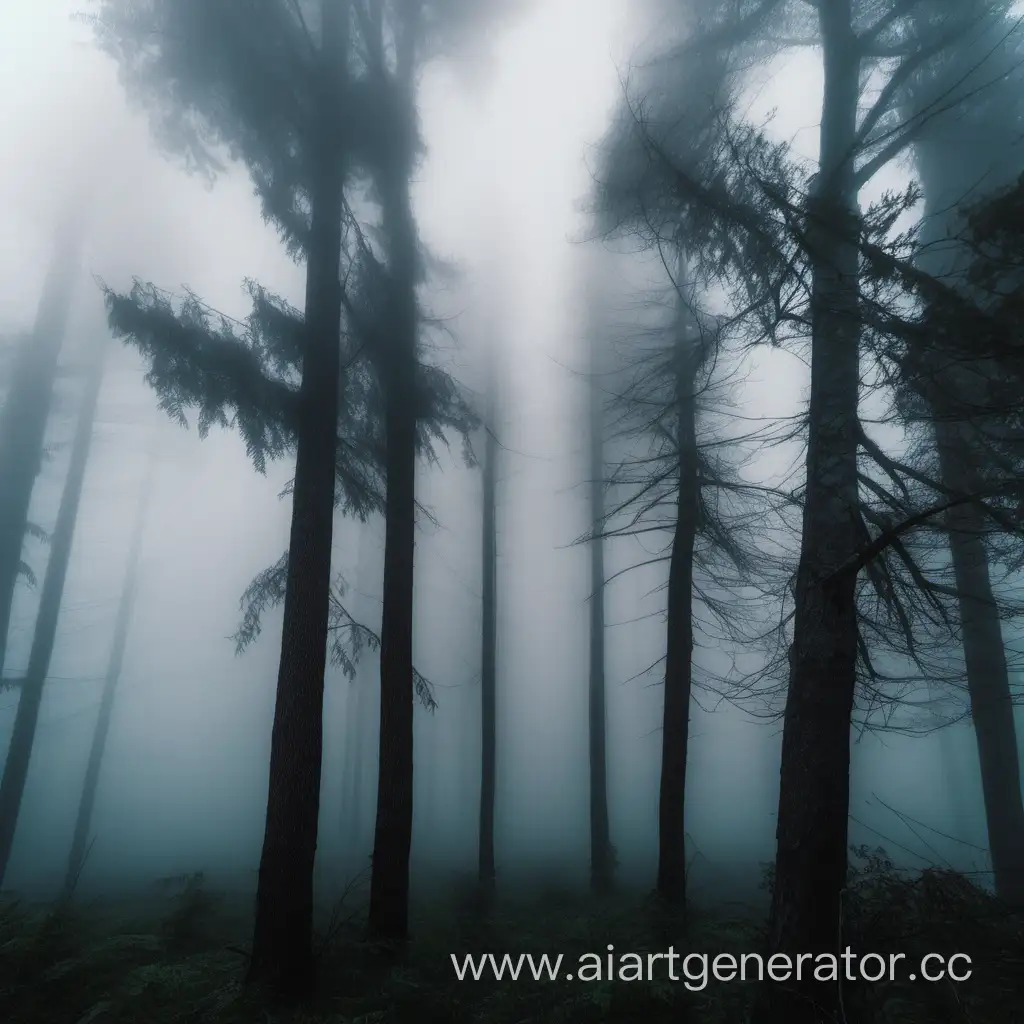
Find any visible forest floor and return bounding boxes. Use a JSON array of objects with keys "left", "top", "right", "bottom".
[{"left": 1, "top": 850, "right": 1022, "bottom": 1023}]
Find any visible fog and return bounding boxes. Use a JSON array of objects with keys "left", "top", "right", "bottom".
[{"left": 0, "top": 0, "right": 1014, "bottom": 923}]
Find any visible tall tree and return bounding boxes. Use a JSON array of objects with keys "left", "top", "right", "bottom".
[
  {"left": 478, "top": 365, "right": 497, "bottom": 899},
  {"left": 358, "top": 2, "right": 421, "bottom": 942},
  {"left": 354, "top": 0, "right": 526, "bottom": 944},
  {"left": 701, "top": 3, "right": 1023, "bottom": 1020},
  {"left": 598, "top": 8, "right": 1019, "bottom": 1016},
  {"left": 585, "top": 318, "right": 614, "bottom": 896},
  {"left": 247, "top": 0, "right": 348, "bottom": 995},
  {"left": 656, "top": 275, "right": 711, "bottom": 907},
  {"left": 93, "top": 0, "right": 364, "bottom": 996},
  {"left": 61, "top": 452, "right": 155, "bottom": 901},
  {"left": 901, "top": 0, "right": 1024, "bottom": 905},
  {"left": 764, "top": 9, "right": 864, "bottom": 1013},
  {"left": 0, "top": 331, "right": 108, "bottom": 887},
  {"left": 95, "top": 0, "right": 484, "bottom": 975},
  {"left": 593, "top": 39, "right": 753, "bottom": 910},
  {"left": 0, "top": 213, "right": 82, "bottom": 679}
]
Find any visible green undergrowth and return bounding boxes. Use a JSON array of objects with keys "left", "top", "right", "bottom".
[{"left": 0, "top": 853, "right": 1021, "bottom": 1023}]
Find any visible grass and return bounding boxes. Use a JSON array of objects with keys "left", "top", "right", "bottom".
[{"left": 0, "top": 851, "right": 1021, "bottom": 1023}]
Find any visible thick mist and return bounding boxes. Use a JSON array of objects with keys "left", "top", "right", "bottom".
[{"left": 0, "top": 0, "right": 1016, "bottom": 937}]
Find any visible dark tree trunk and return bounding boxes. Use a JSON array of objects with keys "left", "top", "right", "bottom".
[
  {"left": 368, "top": 270, "right": 417, "bottom": 943},
  {"left": 903, "top": 4, "right": 1024, "bottom": 905},
  {"left": 247, "top": 0, "right": 347, "bottom": 998},
  {"left": 61, "top": 454, "right": 154, "bottom": 901},
  {"left": 368, "top": 90, "right": 420, "bottom": 941},
  {"left": 0, "top": 215, "right": 82, "bottom": 679},
  {"left": 755, "top": 5, "right": 863, "bottom": 1020},
  {"left": 587, "top": 344, "right": 613, "bottom": 896},
  {"left": 937, "top": 423, "right": 1024, "bottom": 905},
  {"left": 0, "top": 331, "right": 106, "bottom": 888},
  {"left": 478, "top": 381, "right": 497, "bottom": 897},
  {"left": 656, "top": 309, "right": 700, "bottom": 908}
]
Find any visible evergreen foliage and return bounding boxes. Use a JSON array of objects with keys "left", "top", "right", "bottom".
[{"left": 233, "top": 549, "right": 437, "bottom": 711}]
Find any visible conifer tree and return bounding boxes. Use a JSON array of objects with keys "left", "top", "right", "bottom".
[
  {"left": 585, "top": 306, "right": 614, "bottom": 897},
  {"left": 0, "top": 331, "right": 108, "bottom": 887},
  {"left": 62, "top": 453, "right": 155, "bottom": 901},
  {"left": 477, "top": 363, "right": 498, "bottom": 900},
  {"left": 593, "top": 40, "right": 760, "bottom": 909},
  {"left": 598, "top": 8, "right": 1020, "bottom": 1016},
  {"left": 93, "top": 0, "right": 514, "bottom": 982},
  {"left": 899, "top": 0, "right": 1024, "bottom": 905},
  {"left": 0, "top": 213, "right": 82, "bottom": 679}
]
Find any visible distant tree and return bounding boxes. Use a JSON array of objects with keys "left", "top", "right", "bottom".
[
  {"left": 0, "top": 331, "right": 108, "bottom": 887},
  {"left": 477, "top": 360, "right": 498, "bottom": 901},
  {"left": 61, "top": 453, "right": 155, "bottom": 902},
  {"left": 351, "top": 0, "right": 525, "bottom": 945},
  {"left": 0, "top": 214, "right": 83, "bottom": 679},
  {"left": 584, "top": 300, "right": 614, "bottom": 897},
  {"left": 592, "top": 41, "right": 764, "bottom": 910}
]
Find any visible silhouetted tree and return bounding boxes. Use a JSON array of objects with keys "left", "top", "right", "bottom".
[
  {"left": 592, "top": 39, "right": 759, "bottom": 910},
  {"left": 898, "top": 0, "right": 1024, "bottom": 905},
  {"left": 478, "top": 364, "right": 497, "bottom": 900},
  {"left": 94, "top": 0, "right": 364, "bottom": 996},
  {"left": 0, "top": 213, "right": 82, "bottom": 679},
  {"left": 584, "top": 309, "right": 614, "bottom": 897},
  {"left": 600, "top": 6, "right": 1020, "bottom": 1017},
  {"left": 61, "top": 453, "right": 155, "bottom": 902},
  {"left": 0, "top": 331, "right": 108, "bottom": 887},
  {"left": 93, "top": 0, "right": 482, "bottom": 989},
  {"left": 352, "top": 0, "right": 526, "bottom": 945}
]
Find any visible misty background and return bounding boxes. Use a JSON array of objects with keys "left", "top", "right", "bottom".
[{"left": 0, "top": 0, "right": 1012, "bottom": 909}]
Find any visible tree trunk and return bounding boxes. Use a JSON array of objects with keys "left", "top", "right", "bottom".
[
  {"left": 656, "top": 308, "right": 700, "bottom": 908},
  {"left": 588, "top": 343, "right": 613, "bottom": 896},
  {"left": 937, "top": 422, "right": 1024, "bottom": 905},
  {"left": 755, "top": 5, "right": 863, "bottom": 1020},
  {"left": 903, "top": 0, "right": 1024, "bottom": 905},
  {"left": 341, "top": 518, "right": 378, "bottom": 865},
  {"left": 61, "top": 453, "right": 154, "bottom": 902},
  {"left": 0, "top": 214, "right": 82, "bottom": 679},
  {"left": 247, "top": 0, "right": 347, "bottom": 998},
  {"left": 346, "top": 520, "right": 378, "bottom": 864},
  {"left": 368, "top": 61, "right": 420, "bottom": 940},
  {"left": 368, "top": 267, "right": 417, "bottom": 943},
  {"left": 478, "top": 381, "right": 497, "bottom": 897},
  {"left": 0, "top": 331, "right": 107, "bottom": 888}
]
